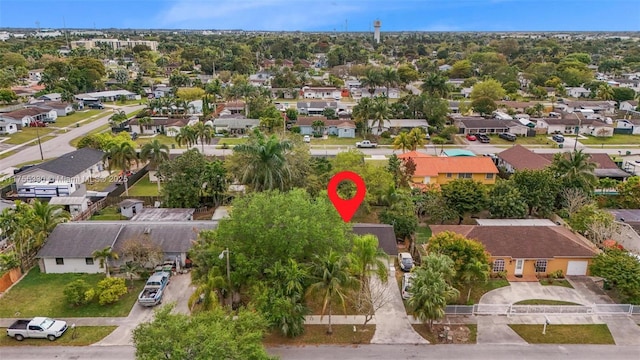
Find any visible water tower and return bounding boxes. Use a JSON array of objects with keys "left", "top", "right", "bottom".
[{"left": 373, "top": 20, "right": 381, "bottom": 44}]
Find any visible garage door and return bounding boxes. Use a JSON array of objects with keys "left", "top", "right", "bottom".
[{"left": 566, "top": 261, "right": 588, "bottom": 276}]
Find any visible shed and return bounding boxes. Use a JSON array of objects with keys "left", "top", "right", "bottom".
[
  {"left": 119, "top": 199, "right": 144, "bottom": 218},
  {"left": 49, "top": 196, "right": 89, "bottom": 218}
]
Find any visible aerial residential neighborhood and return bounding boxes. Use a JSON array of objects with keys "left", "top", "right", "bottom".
[{"left": 0, "top": 1, "right": 639, "bottom": 359}]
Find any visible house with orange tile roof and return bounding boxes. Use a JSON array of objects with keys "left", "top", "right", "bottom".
[{"left": 399, "top": 153, "right": 499, "bottom": 186}]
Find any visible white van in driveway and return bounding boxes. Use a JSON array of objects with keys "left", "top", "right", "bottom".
[
  {"left": 303, "top": 135, "right": 311, "bottom": 143},
  {"left": 401, "top": 273, "right": 415, "bottom": 300}
]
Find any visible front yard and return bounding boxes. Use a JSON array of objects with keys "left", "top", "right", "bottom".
[
  {"left": 579, "top": 134, "right": 640, "bottom": 145},
  {"left": 509, "top": 324, "right": 615, "bottom": 344},
  {"left": 0, "top": 268, "right": 144, "bottom": 318},
  {"left": 484, "top": 134, "right": 556, "bottom": 146},
  {"left": 134, "top": 134, "right": 180, "bottom": 148},
  {"left": 411, "top": 323, "right": 477, "bottom": 344},
  {"left": 54, "top": 110, "right": 105, "bottom": 128},
  {"left": 0, "top": 326, "right": 116, "bottom": 346},
  {"left": 3, "top": 127, "right": 55, "bottom": 145},
  {"left": 69, "top": 124, "right": 110, "bottom": 148},
  {"left": 263, "top": 325, "right": 375, "bottom": 345}
]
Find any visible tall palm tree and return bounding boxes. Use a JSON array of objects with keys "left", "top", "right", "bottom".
[
  {"left": 109, "top": 110, "right": 128, "bottom": 127},
  {"left": 420, "top": 73, "right": 450, "bottom": 99},
  {"left": 352, "top": 97, "right": 374, "bottom": 136},
  {"left": 381, "top": 67, "right": 399, "bottom": 103},
  {"left": 551, "top": 150, "right": 598, "bottom": 192},
  {"left": 460, "top": 259, "right": 490, "bottom": 303},
  {"left": 103, "top": 142, "right": 139, "bottom": 196},
  {"left": 31, "top": 199, "right": 70, "bottom": 234},
  {"left": 407, "top": 127, "right": 426, "bottom": 151},
  {"left": 92, "top": 246, "right": 119, "bottom": 277},
  {"left": 393, "top": 132, "right": 411, "bottom": 153},
  {"left": 307, "top": 250, "right": 357, "bottom": 334},
  {"left": 141, "top": 139, "right": 170, "bottom": 192},
  {"left": 175, "top": 125, "right": 196, "bottom": 148},
  {"left": 360, "top": 68, "right": 383, "bottom": 97},
  {"left": 192, "top": 121, "right": 214, "bottom": 153},
  {"left": 370, "top": 97, "right": 390, "bottom": 135},
  {"left": 137, "top": 116, "right": 152, "bottom": 135},
  {"left": 348, "top": 235, "right": 388, "bottom": 307},
  {"left": 597, "top": 84, "right": 614, "bottom": 101},
  {"left": 232, "top": 131, "right": 294, "bottom": 191}
]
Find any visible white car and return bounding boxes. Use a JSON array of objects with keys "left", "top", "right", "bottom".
[
  {"left": 401, "top": 273, "right": 416, "bottom": 300},
  {"left": 398, "top": 252, "right": 414, "bottom": 272},
  {"left": 303, "top": 135, "right": 311, "bottom": 143}
]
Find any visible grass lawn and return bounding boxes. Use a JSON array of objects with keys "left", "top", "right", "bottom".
[
  {"left": 89, "top": 205, "right": 125, "bottom": 220},
  {"left": 415, "top": 225, "right": 432, "bottom": 245},
  {"left": 411, "top": 324, "right": 477, "bottom": 344},
  {"left": 106, "top": 99, "right": 148, "bottom": 106},
  {"left": 485, "top": 134, "right": 555, "bottom": 146},
  {"left": 14, "top": 158, "right": 54, "bottom": 168},
  {"left": 127, "top": 176, "right": 160, "bottom": 196},
  {"left": 509, "top": 324, "right": 614, "bottom": 344},
  {"left": 0, "top": 326, "right": 116, "bottom": 346},
  {"left": 514, "top": 299, "right": 580, "bottom": 305},
  {"left": 54, "top": 110, "right": 105, "bottom": 128},
  {"left": 579, "top": 134, "right": 640, "bottom": 145},
  {"left": 134, "top": 134, "right": 180, "bottom": 148},
  {"left": 364, "top": 157, "right": 389, "bottom": 167},
  {"left": 263, "top": 325, "right": 375, "bottom": 345},
  {"left": 452, "top": 279, "right": 510, "bottom": 305},
  {"left": 216, "top": 138, "right": 247, "bottom": 147},
  {"left": 3, "top": 128, "right": 56, "bottom": 145},
  {"left": 69, "top": 124, "right": 110, "bottom": 147},
  {"left": 0, "top": 268, "right": 144, "bottom": 318},
  {"left": 306, "top": 289, "right": 368, "bottom": 316},
  {"left": 539, "top": 278, "right": 574, "bottom": 288},
  {"left": 0, "top": 150, "right": 17, "bottom": 160}
]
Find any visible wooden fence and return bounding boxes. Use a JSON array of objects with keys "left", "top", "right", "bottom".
[{"left": 73, "top": 198, "right": 107, "bottom": 221}]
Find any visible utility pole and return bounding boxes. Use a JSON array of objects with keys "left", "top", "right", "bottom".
[{"left": 35, "top": 125, "right": 44, "bottom": 160}]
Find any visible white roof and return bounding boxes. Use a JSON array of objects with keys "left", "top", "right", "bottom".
[
  {"left": 77, "top": 90, "right": 134, "bottom": 98},
  {"left": 475, "top": 219, "right": 557, "bottom": 226},
  {"left": 49, "top": 196, "right": 88, "bottom": 205}
]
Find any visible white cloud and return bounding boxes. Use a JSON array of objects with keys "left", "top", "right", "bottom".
[{"left": 154, "top": 0, "right": 365, "bottom": 30}]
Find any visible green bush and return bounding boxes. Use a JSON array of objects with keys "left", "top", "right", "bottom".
[
  {"left": 85, "top": 288, "right": 96, "bottom": 303},
  {"left": 380, "top": 131, "right": 391, "bottom": 138},
  {"left": 96, "top": 277, "right": 128, "bottom": 305},
  {"left": 549, "top": 270, "right": 564, "bottom": 279},
  {"left": 64, "top": 279, "right": 92, "bottom": 306}
]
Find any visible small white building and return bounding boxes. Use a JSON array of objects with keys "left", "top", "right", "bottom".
[
  {"left": 119, "top": 199, "right": 144, "bottom": 218},
  {"left": 620, "top": 100, "right": 638, "bottom": 112},
  {"left": 0, "top": 121, "right": 18, "bottom": 135},
  {"left": 48, "top": 196, "right": 89, "bottom": 218},
  {"left": 302, "top": 87, "right": 341, "bottom": 100}
]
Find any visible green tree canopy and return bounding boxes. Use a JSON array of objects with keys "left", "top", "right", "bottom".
[
  {"left": 441, "top": 179, "right": 487, "bottom": 224},
  {"left": 590, "top": 249, "right": 640, "bottom": 304},
  {"left": 488, "top": 180, "right": 528, "bottom": 219},
  {"left": 426, "top": 230, "right": 491, "bottom": 286}
]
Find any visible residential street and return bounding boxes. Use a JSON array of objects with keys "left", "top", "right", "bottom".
[{"left": 0, "top": 105, "right": 145, "bottom": 172}]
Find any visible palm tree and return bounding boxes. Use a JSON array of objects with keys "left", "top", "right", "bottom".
[
  {"left": 192, "top": 121, "right": 214, "bottom": 153},
  {"left": 307, "top": 250, "right": 357, "bottom": 334},
  {"left": 460, "top": 259, "right": 490, "bottom": 303},
  {"left": 381, "top": 67, "right": 399, "bottom": 103},
  {"left": 420, "top": 73, "right": 450, "bottom": 99},
  {"left": 141, "top": 139, "right": 170, "bottom": 193},
  {"left": 407, "top": 128, "right": 426, "bottom": 151},
  {"left": 31, "top": 199, "right": 70, "bottom": 234},
  {"left": 311, "top": 120, "right": 325, "bottom": 137},
  {"left": 232, "top": 130, "right": 294, "bottom": 191},
  {"left": 121, "top": 261, "right": 142, "bottom": 288},
  {"left": 109, "top": 110, "right": 128, "bottom": 128},
  {"left": 175, "top": 125, "right": 196, "bottom": 148},
  {"left": 370, "top": 97, "right": 390, "bottom": 135},
  {"left": 597, "top": 84, "right": 614, "bottom": 101},
  {"left": 92, "top": 246, "right": 119, "bottom": 277},
  {"left": 137, "top": 116, "right": 152, "bottom": 135},
  {"left": 360, "top": 68, "right": 383, "bottom": 97},
  {"left": 348, "top": 235, "right": 388, "bottom": 307},
  {"left": 551, "top": 150, "right": 598, "bottom": 192},
  {"left": 352, "top": 97, "right": 374, "bottom": 136},
  {"left": 393, "top": 132, "right": 411, "bottom": 153},
  {"left": 103, "top": 142, "right": 139, "bottom": 196}
]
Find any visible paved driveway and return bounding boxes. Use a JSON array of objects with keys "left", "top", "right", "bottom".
[{"left": 480, "top": 282, "right": 592, "bottom": 305}]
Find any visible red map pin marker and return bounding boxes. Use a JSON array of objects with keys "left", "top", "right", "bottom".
[{"left": 327, "top": 171, "right": 366, "bottom": 223}]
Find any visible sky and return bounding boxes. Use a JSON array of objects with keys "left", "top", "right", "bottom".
[{"left": 0, "top": 0, "right": 639, "bottom": 32}]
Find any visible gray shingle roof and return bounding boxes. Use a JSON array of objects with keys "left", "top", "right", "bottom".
[
  {"left": 38, "top": 221, "right": 218, "bottom": 258},
  {"left": 25, "top": 148, "right": 104, "bottom": 178},
  {"left": 352, "top": 223, "right": 397, "bottom": 255}
]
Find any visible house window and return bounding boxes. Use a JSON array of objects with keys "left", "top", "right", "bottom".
[
  {"left": 458, "top": 173, "right": 472, "bottom": 179},
  {"left": 85, "top": 258, "right": 94, "bottom": 265},
  {"left": 446, "top": 173, "right": 452, "bottom": 178},
  {"left": 535, "top": 259, "right": 548, "bottom": 273},
  {"left": 492, "top": 259, "right": 505, "bottom": 273},
  {"left": 55, "top": 258, "right": 64, "bottom": 265},
  {"left": 486, "top": 173, "right": 494, "bottom": 180}
]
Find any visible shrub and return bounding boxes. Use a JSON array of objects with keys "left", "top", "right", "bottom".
[
  {"left": 96, "top": 277, "right": 128, "bottom": 305},
  {"left": 85, "top": 288, "right": 96, "bottom": 303},
  {"left": 549, "top": 270, "right": 564, "bottom": 279},
  {"left": 64, "top": 279, "right": 91, "bottom": 306},
  {"left": 380, "top": 131, "right": 391, "bottom": 138}
]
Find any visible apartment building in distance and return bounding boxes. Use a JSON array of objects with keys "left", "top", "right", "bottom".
[{"left": 70, "top": 39, "right": 158, "bottom": 51}]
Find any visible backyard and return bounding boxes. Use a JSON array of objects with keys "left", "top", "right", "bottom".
[
  {"left": 89, "top": 205, "right": 125, "bottom": 220},
  {"left": 127, "top": 176, "right": 160, "bottom": 196},
  {"left": 0, "top": 268, "right": 144, "bottom": 318}
]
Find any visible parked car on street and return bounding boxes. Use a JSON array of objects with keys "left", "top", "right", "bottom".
[
  {"left": 397, "top": 252, "right": 414, "bottom": 272},
  {"left": 466, "top": 134, "right": 477, "bottom": 141},
  {"left": 356, "top": 140, "right": 377, "bottom": 148},
  {"left": 87, "top": 103, "right": 104, "bottom": 109},
  {"left": 6, "top": 317, "right": 68, "bottom": 341},
  {"left": 552, "top": 134, "right": 565, "bottom": 143},
  {"left": 401, "top": 273, "right": 415, "bottom": 300}
]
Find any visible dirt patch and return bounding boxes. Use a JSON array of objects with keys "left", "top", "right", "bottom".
[{"left": 411, "top": 324, "right": 476, "bottom": 344}]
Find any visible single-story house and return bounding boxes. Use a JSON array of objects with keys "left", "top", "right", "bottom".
[
  {"left": 559, "top": 100, "right": 617, "bottom": 115},
  {"left": 36, "top": 221, "right": 217, "bottom": 273},
  {"left": 223, "top": 101, "right": 246, "bottom": 115},
  {"left": 297, "top": 101, "right": 338, "bottom": 116},
  {"left": 533, "top": 117, "right": 614, "bottom": 137},
  {"left": 296, "top": 117, "right": 356, "bottom": 138},
  {"left": 453, "top": 117, "right": 530, "bottom": 136},
  {"left": 616, "top": 118, "right": 640, "bottom": 135},
  {"left": 75, "top": 90, "right": 139, "bottom": 102},
  {"left": 497, "top": 145, "right": 631, "bottom": 180},
  {"left": 28, "top": 102, "right": 74, "bottom": 117},
  {"left": 359, "top": 87, "right": 400, "bottom": 99},
  {"left": 620, "top": 100, "right": 638, "bottom": 112},
  {"left": 129, "top": 117, "right": 190, "bottom": 135},
  {"left": 48, "top": 196, "right": 89, "bottom": 218},
  {"left": 566, "top": 87, "right": 592, "bottom": 98},
  {"left": 398, "top": 151, "right": 498, "bottom": 186},
  {"left": 367, "top": 119, "right": 430, "bottom": 136},
  {"left": 119, "top": 199, "right": 144, "bottom": 218},
  {"left": 352, "top": 223, "right": 397, "bottom": 256},
  {"left": 212, "top": 117, "right": 260, "bottom": 135},
  {"left": 37, "top": 93, "right": 62, "bottom": 102},
  {"left": 0, "top": 121, "right": 18, "bottom": 135},
  {"left": 15, "top": 148, "right": 107, "bottom": 198},
  {"left": 130, "top": 208, "right": 194, "bottom": 221},
  {"left": 430, "top": 224, "right": 599, "bottom": 277},
  {"left": 302, "top": 87, "right": 341, "bottom": 100},
  {"left": 0, "top": 107, "right": 57, "bottom": 127},
  {"left": 270, "top": 88, "right": 298, "bottom": 99}
]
